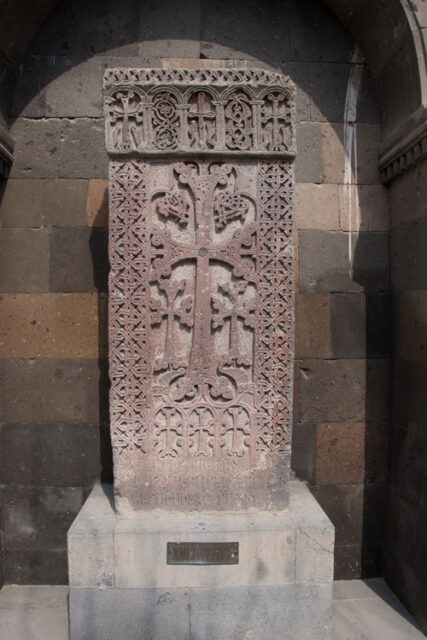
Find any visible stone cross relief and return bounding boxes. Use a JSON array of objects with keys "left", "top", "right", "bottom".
[{"left": 105, "top": 68, "right": 296, "bottom": 510}]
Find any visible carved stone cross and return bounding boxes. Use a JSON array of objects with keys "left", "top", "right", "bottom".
[{"left": 104, "top": 68, "right": 296, "bottom": 512}]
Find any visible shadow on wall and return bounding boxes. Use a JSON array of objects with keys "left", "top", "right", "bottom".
[{"left": 89, "top": 192, "right": 113, "bottom": 485}]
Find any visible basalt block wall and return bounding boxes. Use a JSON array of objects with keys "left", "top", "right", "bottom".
[{"left": 0, "top": 0, "right": 390, "bottom": 584}]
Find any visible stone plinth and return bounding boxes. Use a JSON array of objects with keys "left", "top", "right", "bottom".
[{"left": 68, "top": 481, "right": 334, "bottom": 640}]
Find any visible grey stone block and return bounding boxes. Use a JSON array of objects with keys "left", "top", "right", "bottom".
[
  {"left": 9, "top": 55, "right": 46, "bottom": 118},
  {"left": 201, "top": 0, "right": 289, "bottom": 63},
  {"left": 43, "top": 179, "right": 88, "bottom": 227},
  {"left": 0, "top": 228, "right": 49, "bottom": 292},
  {"left": 289, "top": 0, "right": 352, "bottom": 63},
  {"left": 330, "top": 293, "right": 390, "bottom": 358},
  {"left": 310, "top": 62, "right": 352, "bottom": 123},
  {"left": 391, "top": 216, "right": 427, "bottom": 291},
  {"left": 0, "top": 179, "right": 44, "bottom": 227},
  {"left": 60, "top": 118, "right": 108, "bottom": 179},
  {"left": 49, "top": 227, "right": 108, "bottom": 292},
  {"left": 296, "top": 358, "right": 389, "bottom": 423},
  {"left": 0, "top": 358, "right": 108, "bottom": 424},
  {"left": 9, "top": 118, "right": 62, "bottom": 179},
  {"left": 295, "top": 123, "right": 323, "bottom": 183},
  {"left": 299, "top": 230, "right": 389, "bottom": 294}
]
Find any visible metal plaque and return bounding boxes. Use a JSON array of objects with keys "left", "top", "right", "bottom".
[{"left": 167, "top": 542, "right": 239, "bottom": 565}]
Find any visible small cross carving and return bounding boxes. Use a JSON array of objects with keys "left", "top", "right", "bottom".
[{"left": 188, "top": 92, "right": 216, "bottom": 149}]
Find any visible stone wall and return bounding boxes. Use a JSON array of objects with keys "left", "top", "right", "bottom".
[
  {"left": 0, "top": 0, "right": 389, "bottom": 583},
  {"left": 384, "top": 158, "right": 427, "bottom": 630}
]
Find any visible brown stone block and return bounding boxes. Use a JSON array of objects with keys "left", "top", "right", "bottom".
[
  {"left": 338, "top": 184, "right": 389, "bottom": 232},
  {"left": 291, "top": 423, "right": 317, "bottom": 484},
  {"left": 297, "top": 358, "right": 388, "bottom": 423},
  {"left": 49, "top": 227, "right": 109, "bottom": 292},
  {"left": 0, "top": 179, "right": 44, "bottom": 227},
  {"left": 88, "top": 179, "right": 109, "bottom": 227},
  {"left": 295, "top": 293, "right": 330, "bottom": 358},
  {"left": 0, "top": 228, "right": 49, "bottom": 292},
  {"left": 0, "top": 358, "right": 109, "bottom": 424},
  {"left": 321, "top": 123, "right": 381, "bottom": 185},
  {"left": 395, "top": 290, "right": 427, "bottom": 364},
  {"left": 334, "top": 544, "right": 362, "bottom": 580},
  {"left": 43, "top": 179, "right": 88, "bottom": 227},
  {"left": 8, "top": 118, "right": 62, "bottom": 179},
  {"left": 0, "top": 293, "right": 106, "bottom": 359},
  {"left": 310, "top": 484, "right": 364, "bottom": 545},
  {"left": 316, "top": 422, "right": 365, "bottom": 485},
  {"left": 295, "top": 183, "right": 339, "bottom": 230},
  {"left": 315, "top": 420, "right": 387, "bottom": 486}
]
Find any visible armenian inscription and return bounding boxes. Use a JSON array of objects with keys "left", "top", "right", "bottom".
[{"left": 105, "top": 69, "right": 296, "bottom": 512}]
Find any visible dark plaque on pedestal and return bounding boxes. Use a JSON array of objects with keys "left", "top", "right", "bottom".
[{"left": 167, "top": 541, "right": 239, "bottom": 565}]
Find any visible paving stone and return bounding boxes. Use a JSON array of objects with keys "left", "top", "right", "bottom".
[
  {"left": 87, "top": 179, "right": 108, "bottom": 227},
  {"left": 3, "top": 485, "right": 84, "bottom": 551},
  {"left": 299, "top": 230, "right": 389, "bottom": 293},
  {"left": 338, "top": 184, "right": 389, "bottom": 232},
  {"left": 0, "top": 423, "right": 108, "bottom": 487},
  {"left": 295, "top": 183, "right": 340, "bottom": 230},
  {"left": 291, "top": 422, "right": 317, "bottom": 483},
  {"left": 8, "top": 118, "right": 62, "bottom": 179},
  {"left": 295, "top": 123, "right": 323, "bottom": 183},
  {"left": 0, "top": 228, "right": 49, "bottom": 292},
  {"left": 59, "top": 118, "right": 108, "bottom": 179},
  {"left": 0, "top": 358, "right": 109, "bottom": 424},
  {"left": 0, "top": 293, "right": 106, "bottom": 359},
  {"left": 0, "top": 179, "right": 44, "bottom": 227},
  {"left": 43, "top": 179, "right": 88, "bottom": 226},
  {"left": 0, "top": 586, "right": 69, "bottom": 640},
  {"left": 49, "top": 227, "right": 109, "bottom": 292},
  {"left": 295, "top": 293, "right": 330, "bottom": 358},
  {"left": 296, "top": 358, "right": 389, "bottom": 423},
  {"left": 289, "top": 0, "right": 353, "bottom": 63}
]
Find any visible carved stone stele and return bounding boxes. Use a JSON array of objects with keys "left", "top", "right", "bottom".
[{"left": 104, "top": 68, "right": 296, "bottom": 512}]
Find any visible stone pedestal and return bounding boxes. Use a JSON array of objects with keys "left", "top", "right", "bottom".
[{"left": 68, "top": 481, "right": 334, "bottom": 640}]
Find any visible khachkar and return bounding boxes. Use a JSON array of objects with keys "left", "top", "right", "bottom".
[{"left": 104, "top": 67, "right": 296, "bottom": 513}]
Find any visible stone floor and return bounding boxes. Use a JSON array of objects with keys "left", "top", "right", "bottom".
[{"left": 0, "top": 578, "right": 424, "bottom": 639}]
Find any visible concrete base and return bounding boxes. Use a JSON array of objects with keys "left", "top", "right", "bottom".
[{"left": 68, "top": 481, "right": 334, "bottom": 640}]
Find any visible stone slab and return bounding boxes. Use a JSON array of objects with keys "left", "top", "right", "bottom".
[{"left": 68, "top": 480, "right": 334, "bottom": 639}]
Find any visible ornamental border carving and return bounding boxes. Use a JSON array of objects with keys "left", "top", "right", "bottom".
[{"left": 104, "top": 68, "right": 296, "bottom": 158}]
